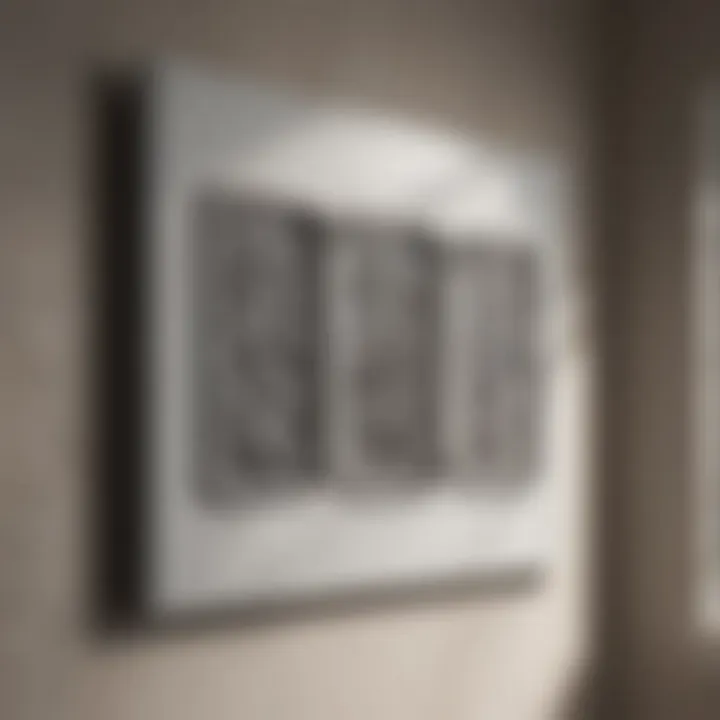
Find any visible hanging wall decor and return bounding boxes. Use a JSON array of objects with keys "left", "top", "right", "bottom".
[{"left": 98, "top": 65, "right": 564, "bottom": 622}]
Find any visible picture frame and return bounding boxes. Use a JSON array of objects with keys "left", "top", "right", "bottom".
[{"left": 96, "top": 64, "right": 563, "bottom": 626}]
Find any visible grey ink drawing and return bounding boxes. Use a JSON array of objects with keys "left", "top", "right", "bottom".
[
  {"left": 437, "top": 242, "right": 542, "bottom": 486},
  {"left": 194, "top": 196, "right": 323, "bottom": 501},
  {"left": 193, "top": 194, "right": 543, "bottom": 503},
  {"left": 354, "top": 234, "right": 439, "bottom": 478},
  {"left": 338, "top": 226, "right": 440, "bottom": 487},
  {"left": 464, "top": 245, "right": 541, "bottom": 483}
]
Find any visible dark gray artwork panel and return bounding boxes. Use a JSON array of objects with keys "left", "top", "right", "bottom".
[
  {"left": 339, "top": 228, "right": 441, "bottom": 485},
  {"left": 193, "top": 196, "right": 324, "bottom": 502},
  {"left": 458, "top": 243, "right": 543, "bottom": 485}
]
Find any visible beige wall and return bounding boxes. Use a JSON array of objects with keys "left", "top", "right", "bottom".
[{"left": 0, "top": 1, "right": 594, "bottom": 719}]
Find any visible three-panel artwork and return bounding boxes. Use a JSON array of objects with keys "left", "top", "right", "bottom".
[
  {"left": 100, "top": 67, "right": 557, "bottom": 623},
  {"left": 195, "top": 196, "right": 541, "bottom": 502}
]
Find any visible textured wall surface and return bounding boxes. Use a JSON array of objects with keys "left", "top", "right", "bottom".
[{"left": 0, "top": 1, "right": 594, "bottom": 719}]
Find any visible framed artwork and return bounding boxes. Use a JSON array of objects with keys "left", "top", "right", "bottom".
[{"left": 97, "top": 65, "right": 561, "bottom": 624}]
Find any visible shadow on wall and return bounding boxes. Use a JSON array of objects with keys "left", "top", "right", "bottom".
[{"left": 556, "top": 669, "right": 597, "bottom": 720}]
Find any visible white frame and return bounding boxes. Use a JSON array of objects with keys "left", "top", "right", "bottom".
[{"left": 143, "top": 64, "right": 566, "bottom": 617}]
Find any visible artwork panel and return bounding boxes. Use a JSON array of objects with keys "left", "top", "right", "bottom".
[
  {"left": 442, "top": 241, "right": 543, "bottom": 487},
  {"left": 329, "top": 223, "right": 442, "bottom": 490},
  {"left": 193, "top": 195, "right": 325, "bottom": 503}
]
